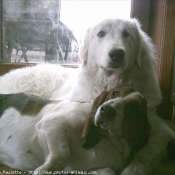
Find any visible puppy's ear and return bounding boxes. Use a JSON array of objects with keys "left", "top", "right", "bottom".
[
  {"left": 93, "top": 91, "right": 110, "bottom": 109},
  {"left": 81, "top": 91, "right": 109, "bottom": 149},
  {"left": 122, "top": 98, "right": 150, "bottom": 150},
  {"left": 81, "top": 116, "right": 102, "bottom": 149},
  {"left": 79, "top": 29, "right": 89, "bottom": 65}
]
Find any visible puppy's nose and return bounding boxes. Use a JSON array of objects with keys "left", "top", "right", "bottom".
[
  {"left": 100, "top": 105, "right": 116, "bottom": 119},
  {"left": 109, "top": 49, "right": 125, "bottom": 63},
  {"left": 96, "top": 105, "right": 116, "bottom": 128}
]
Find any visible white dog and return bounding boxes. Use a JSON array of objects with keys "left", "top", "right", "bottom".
[
  {"left": 0, "top": 18, "right": 174, "bottom": 174},
  {"left": 0, "top": 88, "right": 150, "bottom": 175},
  {"left": 0, "top": 18, "right": 161, "bottom": 106}
]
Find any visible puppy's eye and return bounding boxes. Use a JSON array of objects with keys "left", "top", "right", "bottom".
[
  {"left": 113, "top": 91, "right": 120, "bottom": 97},
  {"left": 97, "top": 31, "right": 106, "bottom": 37},
  {"left": 122, "top": 30, "right": 130, "bottom": 38}
]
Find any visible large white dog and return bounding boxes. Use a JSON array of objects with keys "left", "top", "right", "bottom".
[
  {"left": 0, "top": 18, "right": 161, "bottom": 105},
  {"left": 0, "top": 18, "right": 174, "bottom": 174}
]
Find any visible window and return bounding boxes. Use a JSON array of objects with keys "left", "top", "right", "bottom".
[
  {"left": 61, "top": 1, "right": 131, "bottom": 42},
  {"left": 0, "top": 0, "right": 131, "bottom": 64}
]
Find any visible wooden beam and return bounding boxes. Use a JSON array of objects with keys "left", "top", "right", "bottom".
[
  {"left": 0, "top": 63, "right": 36, "bottom": 76},
  {"left": 152, "top": 0, "right": 175, "bottom": 119},
  {"left": 0, "top": 1, "right": 2, "bottom": 61}
]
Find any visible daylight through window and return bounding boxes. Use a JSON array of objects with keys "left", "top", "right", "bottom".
[{"left": 1, "top": 0, "right": 131, "bottom": 64}]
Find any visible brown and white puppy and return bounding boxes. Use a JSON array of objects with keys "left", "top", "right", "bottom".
[
  {"left": 81, "top": 87, "right": 150, "bottom": 162},
  {"left": 0, "top": 88, "right": 150, "bottom": 175}
]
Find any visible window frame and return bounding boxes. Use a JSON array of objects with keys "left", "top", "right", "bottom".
[{"left": 131, "top": 0, "right": 175, "bottom": 120}]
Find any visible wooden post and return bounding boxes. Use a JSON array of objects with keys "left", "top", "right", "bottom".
[{"left": 152, "top": 0, "right": 175, "bottom": 119}]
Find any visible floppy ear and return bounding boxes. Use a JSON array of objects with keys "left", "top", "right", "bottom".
[
  {"left": 133, "top": 19, "right": 155, "bottom": 68},
  {"left": 81, "top": 116, "right": 101, "bottom": 149},
  {"left": 81, "top": 91, "right": 109, "bottom": 149},
  {"left": 122, "top": 98, "right": 151, "bottom": 163},
  {"left": 79, "top": 29, "right": 89, "bottom": 65},
  {"left": 122, "top": 98, "right": 150, "bottom": 149}
]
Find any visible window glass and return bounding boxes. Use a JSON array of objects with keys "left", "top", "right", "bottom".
[{"left": 1, "top": 0, "right": 131, "bottom": 64}]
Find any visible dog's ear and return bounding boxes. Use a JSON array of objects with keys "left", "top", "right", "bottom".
[
  {"left": 123, "top": 97, "right": 151, "bottom": 163},
  {"left": 134, "top": 20, "right": 142, "bottom": 68},
  {"left": 122, "top": 97, "right": 150, "bottom": 150},
  {"left": 79, "top": 29, "right": 89, "bottom": 65},
  {"left": 81, "top": 91, "right": 109, "bottom": 149},
  {"left": 92, "top": 91, "right": 110, "bottom": 109},
  {"left": 81, "top": 116, "right": 102, "bottom": 149},
  {"left": 133, "top": 19, "right": 155, "bottom": 69}
]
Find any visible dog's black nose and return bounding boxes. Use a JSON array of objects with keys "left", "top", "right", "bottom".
[
  {"left": 109, "top": 49, "right": 125, "bottom": 64},
  {"left": 96, "top": 104, "right": 116, "bottom": 128},
  {"left": 100, "top": 105, "right": 116, "bottom": 119}
]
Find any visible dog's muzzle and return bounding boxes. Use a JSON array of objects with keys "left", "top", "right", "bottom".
[{"left": 96, "top": 104, "right": 116, "bottom": 129}]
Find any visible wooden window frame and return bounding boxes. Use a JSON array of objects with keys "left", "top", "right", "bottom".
[
  {"left": 131, "top": 0, "right": 175, "bottom": 120},
  {"left": 0, "top": 1, "right": 2, "bottom": 61}
]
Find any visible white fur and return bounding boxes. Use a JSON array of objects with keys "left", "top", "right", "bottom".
[
  {"left": 0, "top": 99, "right": 132, "bottom": 175},
  {"left": 0, "top": 18, "right": 174, "bottom": 175},
  {"left": 0, "top": 64, "right": 79, "bottom": 99},
  {"left": 71, "top": 18, "right": 162, "bottom": 106}
]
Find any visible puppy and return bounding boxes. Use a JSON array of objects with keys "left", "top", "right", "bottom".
[
  {"left": 0, "top": 87, "right": 149, "bottom": 175},
  {"left": 81, "top": 87, "right": 150, "bottom": 163}
]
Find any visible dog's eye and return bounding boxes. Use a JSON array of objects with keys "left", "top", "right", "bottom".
[
  {"left": 113, "top": 91, "right": 120, "bottom": 97},
  {"left": 122, "top": 30, "right": 130, "bottom": 38},
  {"left": 97, "top": 31, "right": 106, "bottom": 37}
]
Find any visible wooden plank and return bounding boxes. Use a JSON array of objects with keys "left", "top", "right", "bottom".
[
  {"left": 152, "top": 0, "right": 175, "bottom": 119},
  {"left": 173, "top": 94, "right": 175, "bottom": 123},
  {"left": 0, "top": 1, "right": 2, "bottom": 61},
  {"left": 0, "top": 63, "right": 36, "bottom": 75}
]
